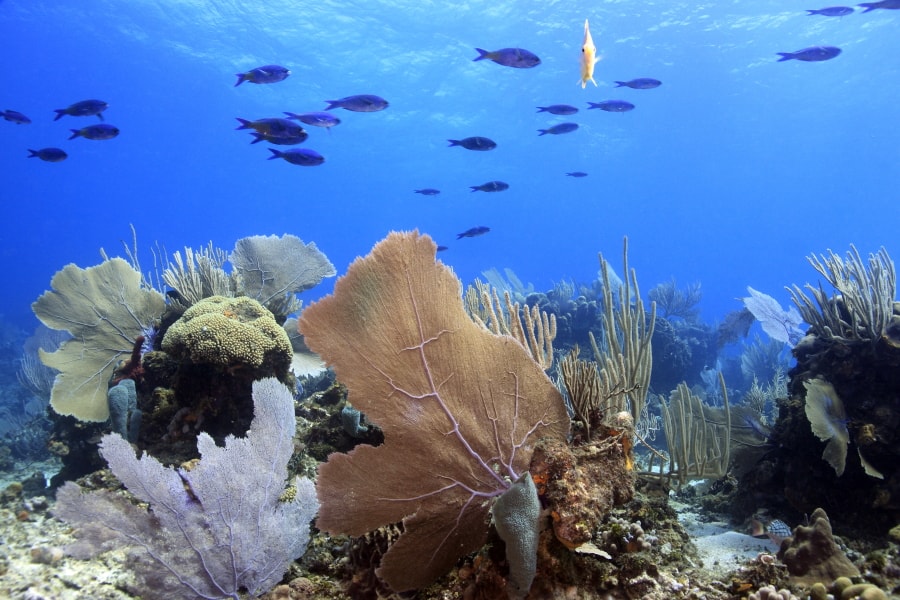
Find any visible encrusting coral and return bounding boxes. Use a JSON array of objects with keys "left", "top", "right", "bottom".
[{"left": 777, "top": 507, "right": 860, "bottom": 585}]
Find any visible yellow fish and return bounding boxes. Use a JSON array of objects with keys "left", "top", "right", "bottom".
[{"left": 579, "top": 19, "right": 598, "bottom": 88}]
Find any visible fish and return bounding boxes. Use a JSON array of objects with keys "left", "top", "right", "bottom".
[
  {"left": 472, "top": 47, "right": 541, "bottom": 68},
  {"left": 776, "top": 46, "right": 842, "bottom": 62},
  {"left": 614, "top": 78, "right": 662, "bottom": 89},
  {"left": 537, "top": 104, "right": 579, "bottom": 115},
  {"left": 436, "top": 245, "right": 449, "bottom": 252},
  {"left": 248, "top": 132, "right": 308, "bottom": 145},
  {"left": 54, "top": 99, "right": 108, "bottom": 121},
  {"left": 470, "top": 181, "right": 509, "bottom": 193},
  {"left": 283, "top": 111, "right": 341, "bottom": 129},
  {"left": 414, "top": 189, "right": 441, "bottom": 196},
  {"left": 235, "top": 117, "right": 307, "bottom": 140},
  {"left": 587, "top": 100, "right": 635, "bottom": 112},
  {"left": 324, "top": 95, "right": 389, "bottom": 112},
  {"left": 538, "top": 122, "right": 578, "bottom": 136},
  {"left": 234, "top": 65, "right": 290, "bottom": 86},
  {"left": 2, "top": 110, "right": 31, "bottom": 124},
  {"left": 68, "top": 123, "right": 119, "bottom": 140},
  {"left": 751, "top": 518, "right": 793, "bottom": 545},
  {"left": 858, "top": 0, "right": 900, "bottom": 11},
  {"left": 456, "top": 226, "right": 490, "bottom": 239},
  {"left": 27, "top": 148, "right": 67, "bottom": 162},
  {"left": 267, "top": 148, "right": 324, "bottom": 167},
  {"left": 566, "top": 171, "right": 588, "bottom": 177},
  {"left": 447, "top": 136, "right": 496, "bottom": 151},
  {"left": 579, "top": 19, "right": 598, "bottom": 88},
  {"left": 806, "top": 6, "right": 855, "bottom": 15}
]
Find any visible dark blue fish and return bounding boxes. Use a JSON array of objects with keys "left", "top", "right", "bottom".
[
  {"left": 614, "top": 78, "right": 662, "bottom": 89},
  {"left": 324, "top": 95, "right": 389, "bottom": 112},
  {"left": 566, "top": 171, "right": 588, "bottom": 177},
  {"left": 448, "top": 136, "right": 496, "bottom": 151},
  {"left": 414, "top": 188, "right": 441, "bottom": 196},
  {"left": 28, "top": 148, "right": 67, "bottom": 162},
  {"left": 234, "top": 65, "right": 290, "bottom": 86},
  {"left": 267, "top": 148, "right": 324, "bottom": 167},
  {"left": 68, "top": 123, "right": 119, "bottom": 140},
  {"left": 859, "top": 0, "right": 900, "bottom": 11},
  {"left": 457, "top": 226, "right": 490, "bottom": 239},
  {"left": 537, "top": 104, "right": 579, "bottom": 115},
  {"left": 2, "top": 110, "right": 31, "bottom": 124},
  {"left": 473, "top": 47, "right": 541, "bottom": 68},
  {"left": 283, "top": 111, "right": 341, "bottom": 129},
  {"left": 806, "top": 6, "right": 855, "bottom": 15},
  {"left": 236, "top": 117, "right": 306, "bottom": 139},
  {"left": 587, "top": 100, "right": 635, "bottom": 112},
  {"left": 470, "top": 181, "right": 509, "bottom": 193},
  {"left": 54, "top": 99, "right": 108, "bottom": 121},
  {"left": 776, "top": 46, "right": 842, "bottom": 62},
  {"left": 248, "top": 132, "right": 307, "bottom": 145},
  {"left": 436, "top": 245, "right": 449, "bottom": 252},
  {"left": 538, "top": 122, "right": 578, "bottom": 136}
]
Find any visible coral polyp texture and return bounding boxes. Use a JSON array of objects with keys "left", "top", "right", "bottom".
[{"left": 161, "top": 295, "right": 292, "bottom": 378}]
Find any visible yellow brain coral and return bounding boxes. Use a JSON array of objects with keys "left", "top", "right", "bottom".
[{"left": 162, "top": 296, "right": 292, "bottom": 376}]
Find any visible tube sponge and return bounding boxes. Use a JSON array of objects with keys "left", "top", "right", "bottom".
[{"left": 803, "top": 378, "right": 848, "bottom": 476}]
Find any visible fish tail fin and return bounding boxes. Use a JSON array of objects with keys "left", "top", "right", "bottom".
[
  {"left": 776, "top": 53, "right": 793, "bottom": 62},
  {"left": 537, "top": 129, "right": 548, "bottom": 136},
  {"left": 234, "top": 73, "right": 247, "bottom": 87},
  {"left": 750, "top": 519, "right": 766, "bottom": 538},
  {"left": 469, "top": 186, "right": 480, "bottom": 192},
  {"left": 447, "top": 139, "right": 461, "bottom": 147},
  {"left": 858, "top": 3, "right": 875, "bottom": 12},
  {"left": 53, "top": 109, "right": 65, "bottom": 121},
  {"left": 323, "top": 100, "right": 340, "bottom": 111},
  {"left": 283, "top": 111, "right": 299, "bottom": 119},
  {"left": 472, "top": 48, "right": 492, "bottom": 62},
  {"left": 805, "top": 9, "right": 819, "bottom": 14},
  {"left": 96, "top": 113, "right": 104, "bottom": 121},
  {"left": 27, "top": 149, "right": 38, "bottom": 158},
  {"left": 235, "top": 118, "right": 251, "bottom": 130},
  {"left": 267, "top": 148, "right": 282, "bottom": 160},
  {"left": 67, "top": 129, "right": 81, "bottom": 140},
  {"left": 614, "top": 81, "right": 626, "bottom": 87}
]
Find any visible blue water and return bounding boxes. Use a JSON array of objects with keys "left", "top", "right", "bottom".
[{"left": 2, "top": 1, "right": 898, "bottom": 329}]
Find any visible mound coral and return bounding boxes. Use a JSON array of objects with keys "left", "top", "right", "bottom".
[{"left": 161, "top": 296, "right": 292, "bottom": 379}]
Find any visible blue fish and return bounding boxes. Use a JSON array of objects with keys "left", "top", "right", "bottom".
[
  {"left": 587, "top": 100, "right": 635, "bottom": 112},
  {"left": 28, "top": 148, "right": 67, "bottom": 162},
  {"left": 235, "top": 117, "right": 306, "bottom": 140},
  {"left": 457, "top": 226, "right": 490, "bottom": 239},
  {"left": 267, "top": 148, "right": 324, "bottom": 167},
  {"left": 324, "top": 95, "right": 389, "bottom": 112},
  {"left": 54, "top": 99, "right": 108, "bottom": 121},
  {"left": 806, "top": 6, "right": 855, "bottom": 15},
  {"left": 470, "top": 181, "right": 509, "bottom": 193},
  {"left": 414, "top": 189, "right": 441, "bottom": 196},
  {"left": 234, "top": 65, "right": 290, "bottom": 86},
  {"left": 248, "top": 132, "right": 307, "bottom": 145},
  {"left": 68, "top": 123, "right": 119, "bottom": 140},
  {"left": 537, "top": 105, "right": 579, "bottom": 115},
  {"left": 448, "top": 137, "right": 496, "bottom": 151},
  {"left": 538, "top": 122, "right": 578, "bottom": 136},
  {"left": 473, "top": 47, "right": 541, "bottom": 69},
  {"left": 614, "top": 78, "right": 662, "bottom": 89},
  {"left": 283, "top": 111, "right": 341, "bottom": 129},
  {"left": 2, "top": 110, "right": 31, "bottom": 124},
  {"left": 858, "top": 0, "right": 900, "bottom": 11},
  {"left": 776, "top": 46, "right": 842, "bottom": 62},
  {"left": 436, "top": 245, "right": 449, "bottom": 252},
  {"left": 566, "top": 172, "right": 588, "bottom": 178}
]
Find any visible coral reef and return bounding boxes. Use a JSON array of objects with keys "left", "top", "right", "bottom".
[{"left": 777, "top": 508, "right": 860, "bottom": 585}]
